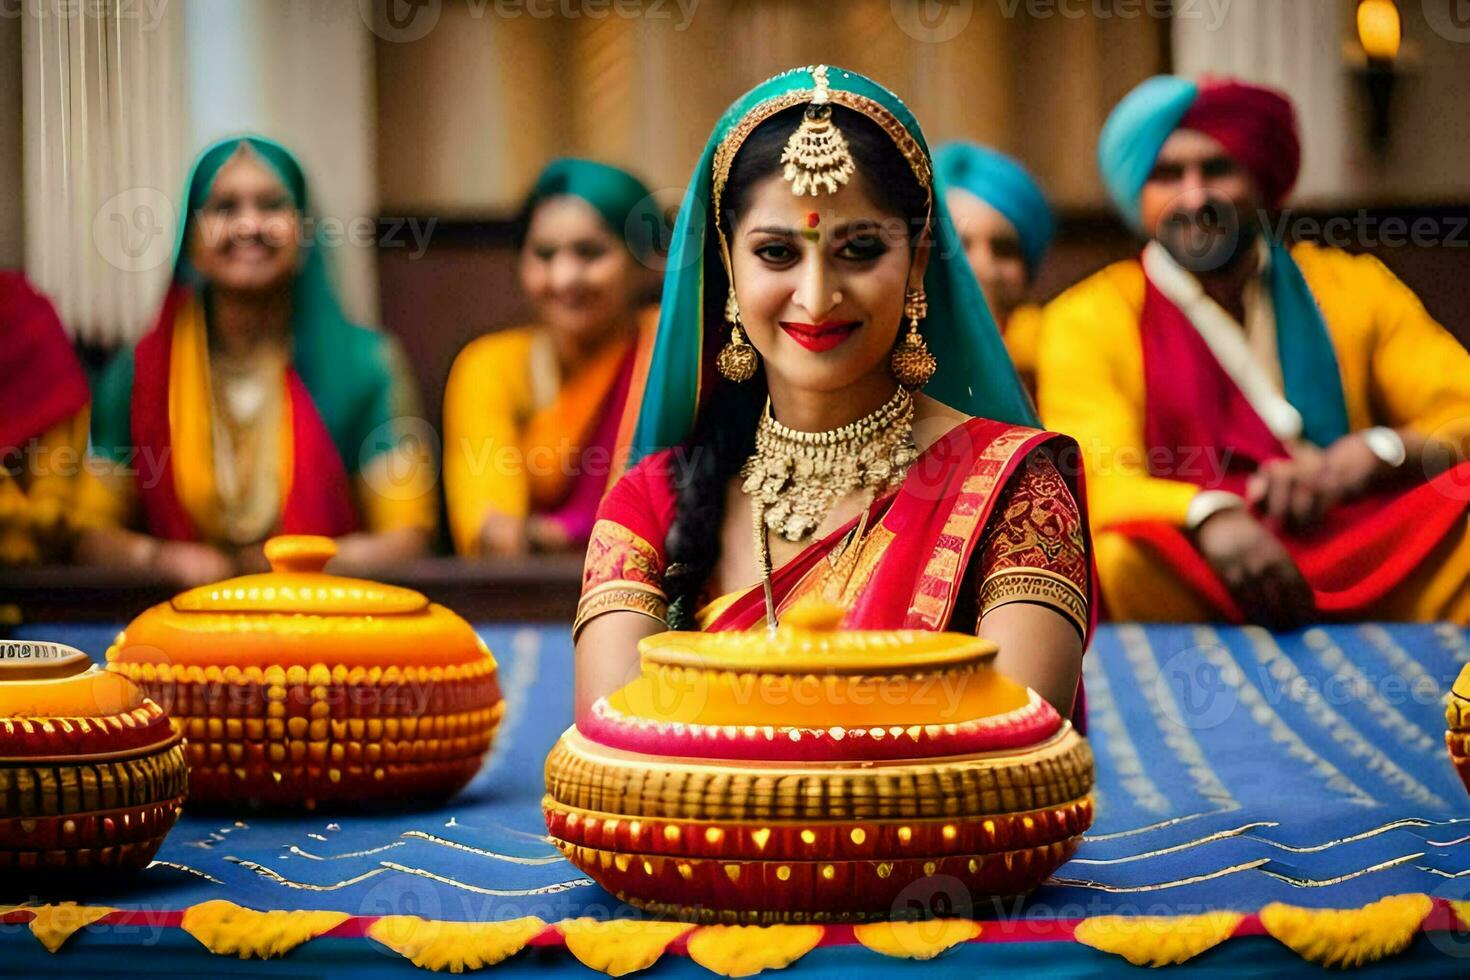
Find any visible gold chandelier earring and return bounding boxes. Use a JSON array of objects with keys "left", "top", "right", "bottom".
[
  {"left": 891, "top": 285, "right": 936, "bottom": 390},
  {"left": 716, "top": 286, "right": 759, "bottom": 383}
]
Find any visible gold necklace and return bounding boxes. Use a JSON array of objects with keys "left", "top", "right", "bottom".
[{"left": 741, "top": 387, "right": 917, "bottom": 545}]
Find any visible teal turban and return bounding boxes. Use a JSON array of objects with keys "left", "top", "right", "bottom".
[{"left": 934, "top": 142, "right": 1054, "bottom": 277}]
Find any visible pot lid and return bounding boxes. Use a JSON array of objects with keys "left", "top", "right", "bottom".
[
  {"left": 638, "top": 602, "right": 996, "bottom": 675},
  {"left": 170, "top": 535, "right": 428, "bottom": 616}
]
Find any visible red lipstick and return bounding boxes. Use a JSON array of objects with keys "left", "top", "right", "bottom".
[{"left": 779, "top": 320, "right": 859, "bottom": 353}]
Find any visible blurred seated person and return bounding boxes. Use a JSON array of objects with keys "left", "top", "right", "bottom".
[
  {"left": 75, "top": 136, "right": 436, "bottom": 586},
  {"left": 0, "top": 272, "right": 89, "bottom": 564},
  {"left": 443, "top": 158, "right": 660, "bottom": 557},
  {"left": 1039, "top": 76, "right": 1470, "bottom": 627},
  {"left": 935, "top": 142, "right": 1055, "bottom": 396}
]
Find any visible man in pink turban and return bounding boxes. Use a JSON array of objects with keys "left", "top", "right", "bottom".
[{"left": 1038, "top": 75, "right": 1470, "bottom": 627}]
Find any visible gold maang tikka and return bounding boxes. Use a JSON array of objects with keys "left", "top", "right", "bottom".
[{"left": 780, "top": 65, "right": 856, "bottom": 196}]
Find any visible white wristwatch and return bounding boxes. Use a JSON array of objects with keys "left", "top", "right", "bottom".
[
  {"left": 1362, "top": 426, "right": 1407, "bottom": 469},
  {"left": 1186, "top": 490, "right": 1246, "bottom": 530}
]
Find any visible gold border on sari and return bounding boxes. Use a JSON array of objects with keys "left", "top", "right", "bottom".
[
  {"left": 573, "top": 581, "right": 669, "bottom": 642},
  {"left": 979, "top": 567, "right": 1089, "bottom": 638},
  {"left": 906, "top": 428, "right": 1040, "bottom": 629}
]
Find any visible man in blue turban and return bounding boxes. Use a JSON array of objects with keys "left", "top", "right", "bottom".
[
  {"left": 934, "top": 142, "right": 1055, "bottom": 395},
  {"left": 1038, "top": 75, "right": 1470, "bottom": 627}
]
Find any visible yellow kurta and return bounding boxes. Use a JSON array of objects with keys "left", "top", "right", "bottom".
[
  {"left": 1003, "top": 303, "right": 1043, "bottom": 399},
  {"left": 1038, "top": 242, "right": 1470, "bottom": 622}
]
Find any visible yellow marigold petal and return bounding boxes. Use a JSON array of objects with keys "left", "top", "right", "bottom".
[
  {"left": 1074, "top": 912, "right": 1243, "bottom": 967},
  {"left": 366, "top": 915, "right": 545, "bottom": 971},
  {"left": 1451, "top": 900, "right": 1470, "bottom": 931},
  {"left": 1260, "top": 893, "right": 1432, "bottom": 969},
  {"left": 29, "top": 903, "right": 116, "bottom": 954},
  {"left": 559, "top": 918, "right": 695, "bottom": 977},
  {"left": 852, "top": 919, "right": 982, "bottom": 960},
  {"left": 181, "top": 900, "right": 349, "bottom": 959},
  {"left": 686, "top": 924, "right": 824, "bottom": 977}
]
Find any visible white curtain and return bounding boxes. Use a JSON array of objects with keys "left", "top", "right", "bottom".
[
  {"left": 1171, "top": 0, "right": 1352, "bottom": 204},
  {"left": 22, "top": 0, "right": 184, "bottom": 346},
  {"left": 21, "top": 0, "right": 380, "bottom": 347}
]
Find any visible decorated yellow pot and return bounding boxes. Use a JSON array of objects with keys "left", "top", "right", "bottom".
[
  {"left": 544, "top": 605, "right": 1094, "bottom": 924},
  {"left": 106, "top": 535, "right": 503, "bottom": 808},
  {"left": 1447, "top": 662, "right": 1470, "bottom": 794},
  {"left": 1, "top": 639, "right": 186, "bottom": 874}
]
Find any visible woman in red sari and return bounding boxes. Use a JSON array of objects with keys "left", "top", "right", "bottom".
[{"left": 573, "top": 66, "right": 1094, "bottom": 723}]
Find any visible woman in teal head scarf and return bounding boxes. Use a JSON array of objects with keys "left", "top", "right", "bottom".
[
  {"left": 572, "top": 67, "right": 1095, "bottom": 724},
  {"left": 443, "top": 157, "right": 662, "bottom": 557},
  {"left": 934, "top": 141, "right": 1055, "bottom": 394},
  {"left": 77, "top": 135, "right": 436, "bottom": 585}
]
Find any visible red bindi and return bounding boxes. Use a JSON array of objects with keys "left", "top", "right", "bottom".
[{"left": 806, "top": 212, "right": 820, "bottom": 229}]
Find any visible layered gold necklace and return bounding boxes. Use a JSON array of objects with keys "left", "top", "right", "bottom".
[{"left": 741, "top": 387, "right": 918, "bottom": 544}]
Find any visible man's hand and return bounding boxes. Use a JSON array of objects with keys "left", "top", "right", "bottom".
[
  {"left": 1315, "top": 431, "right": 1398, "bottom": 504},
  {"left": 1193, "top": 506, "right": 1315, "bottom": 629},
  {"left": 1245, "top": 447, "right": 1330, "bottom": 534},
  {"left": 1246, "top": 434, "right": 1395, "bottom": 534}
]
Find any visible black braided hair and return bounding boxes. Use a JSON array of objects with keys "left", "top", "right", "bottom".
[{"left": 660, "top": 104, "right": 929, "bottom": 629}]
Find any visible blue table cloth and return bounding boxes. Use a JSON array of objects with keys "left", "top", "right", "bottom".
[{"left": 5, "top": 621, "right": 1469, "bottom": 975}]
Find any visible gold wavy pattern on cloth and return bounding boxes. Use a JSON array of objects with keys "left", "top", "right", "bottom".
[
  {"left": 1117, "top": 625, "right": 1236, "bottom": 809},
  {"left": 1056, "top": 850, "right": 1428, "bottom": 893},
  {"left": 1303, "top": 629, "right": 1440, "bottom": 753},
  {"left": 147, "top": 859, "right": 225, "bottom": 883},
  {"left": 1249, "top": 817, "right": 1435, "bottom": 853},
  {"left": 1193, "top": 627, "right": 1376, "bottom": 807},
  {"left": 1419, "top": 866, "right": 1470, "bottom": 878},
  {"left": 1243, "top": 628, "right": 1448, "bottom": 810},
  {"left": 379, "top": 862, "right": 593, "bottom": 897},
  {"left": 227, "top": 857, "right": 592, "bottom": 897},
  {"left": 1257, "top": 852, "right": 1424, "bottom": 887},
  {"left": 1079, "top": 652, "right": 1167, "bottom": 815},
  {"left": 1047, "top": 859, "right": 1268, "bottom": 892},
  {"left": 288, "top": 831, "right": 563, "bottom": 866},
  {"left": 1084, "top": 812, "right": 1216, "bottom": 842},
  {"left": 1069, "top": 823, "right": 1277, "bottom": 865},
  {"left": 400, "top": 831, "right": 565, "bottom": 865},
  {"left": 289, "top": 842, "right": 407, "bottom": 861}
]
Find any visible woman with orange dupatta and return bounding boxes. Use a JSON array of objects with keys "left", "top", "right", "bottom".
[
  {"left": 443, "top": 159, "right": 660, "bottom": 557},
  {"left": 573, "top": 66, "right": 1095, "bottom": 724}
]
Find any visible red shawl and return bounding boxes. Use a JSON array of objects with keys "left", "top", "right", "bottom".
[
  {"left": 1113, "top": 275, "right": 1470, "bottom": 619},
  {"left": 0, "top": 272, "right": 89, "bottom": 452}
]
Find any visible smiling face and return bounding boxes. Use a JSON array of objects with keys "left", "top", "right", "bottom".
[
  {"left": 727, "top": 172, "right": 927, "bottom": 397},
  {"left": 1140, "top": 128, "right": 1263, "bottom": 273},
  {"left": 946, "top": 187, "right": 1028, "bottom": 326},
  {"left": 188, "top": 149, "right": 302, "bottom": 295},
  {"left": 519, "top": 195, "right": 641, "bottom": 346}
]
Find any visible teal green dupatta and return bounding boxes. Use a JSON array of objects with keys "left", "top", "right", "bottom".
[{"left": 631, "top": 66, "right": 1036, "bottom": 460}]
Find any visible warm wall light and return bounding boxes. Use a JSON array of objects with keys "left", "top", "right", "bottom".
[{"left": 1357, "top": 0, "right": 1403, "bottom": 62}]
